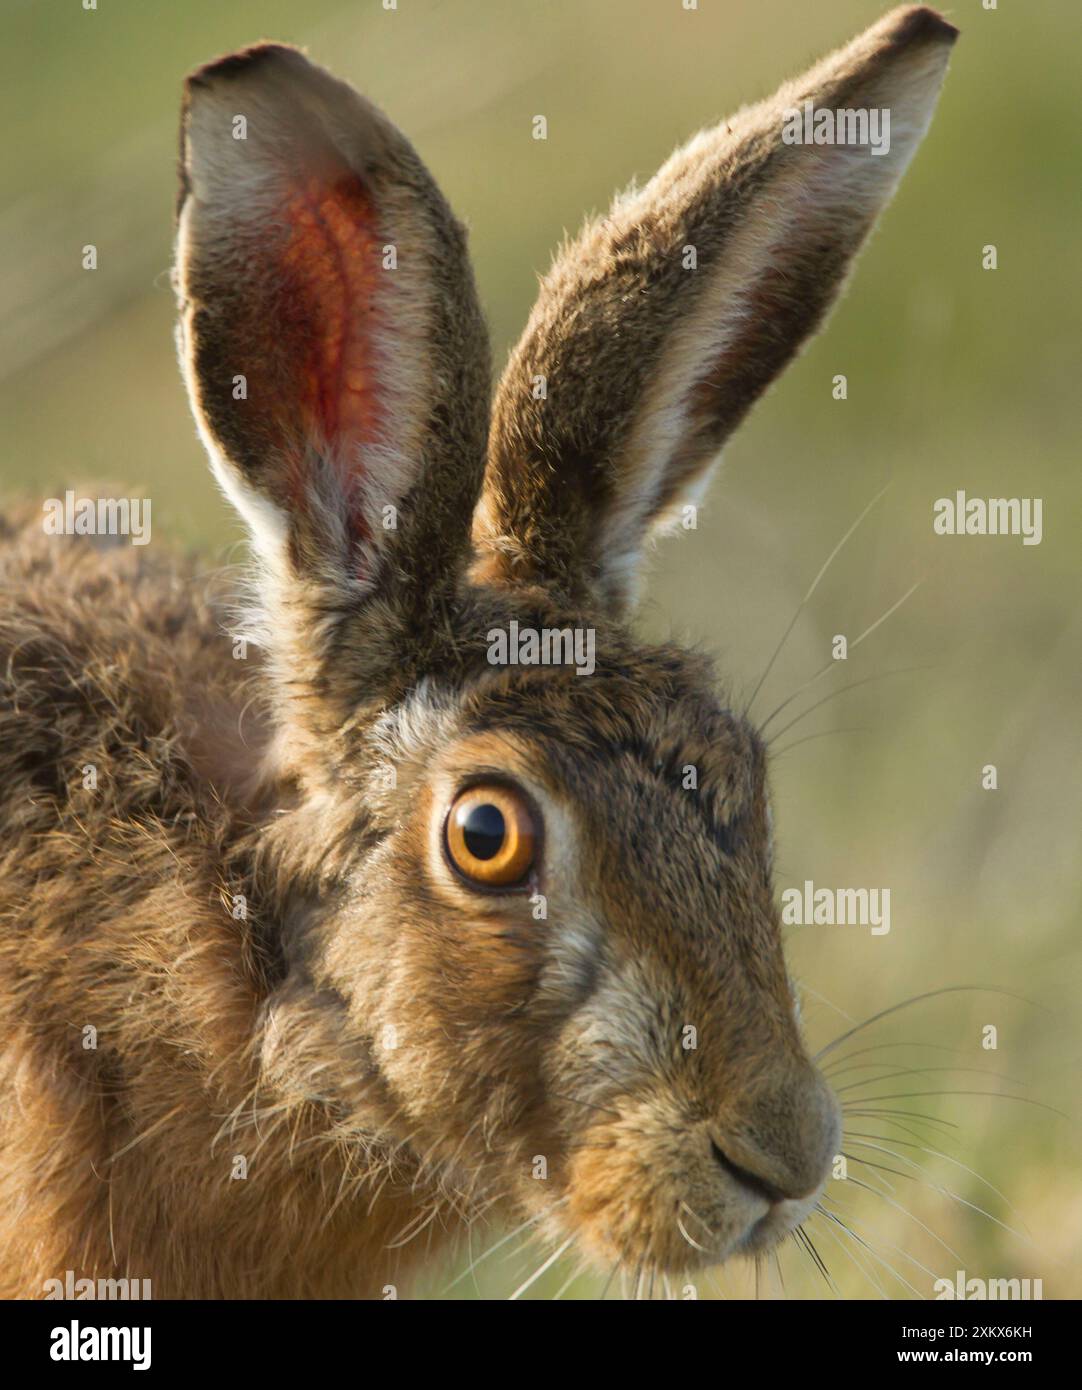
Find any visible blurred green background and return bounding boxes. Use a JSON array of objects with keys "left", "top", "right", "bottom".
[{"left": 2, "top": 0, "right": 1078, "bottom": 1298}]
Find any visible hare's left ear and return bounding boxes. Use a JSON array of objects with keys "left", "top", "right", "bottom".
[
  {"left": 474, "top": 6, "right": 957, "bottom": 613},
  {"left": 175, "top": 44, "right": 489, "bottom": 712}
]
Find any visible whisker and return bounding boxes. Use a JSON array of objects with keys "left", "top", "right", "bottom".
[
  {"left": 843, "top": 1127, "right": 1026, "bottom": 1228},
  {"left": 825, "top": 1038, "right": 984, "bottom": 1076},
  {"left": 442, "top": 1198, "right": 567, "bottom": 1293},
  {"left": 794, "top": 1224, "right": 840, "bottom": 1295},
  {"left": 769, "top": 666, "right": 931, "bottom": 748},
  {"left": 746, "top": 480, "right": 893, "bottom": 715},
  {"left": 825, "top": 1042, "right": 984, "bottom": 1083},
  {"left": 835, "top": 1063, "right": 1025, "bottom": 1095},
  {"left": 795, "top": 982, "right": 856, "bottom": 1024},
  {"left": 389, "top": 1198, "right": 446, "bottom": 1250},
  {"left": 840, "top": 1151, "right": 906, "bottom": 1187},
  {"left": 809, "top": 1208, "right": 890, "bottom": 1298},
  {"left": 814, "top": 985, "right": 1033, "bottom": 1063},
  {"left": 761, "top": 580, "right": 924, "bottom": 733},
  {"left": 842, "top": 1174, "right": 967, "bottom": 1266},
  {"left": 679, "top": 1199, "right": 716, "bottom": 1236},
  {"left": 842, "top": 1106, "right": 959, "bottom": 1133},
  {"left": 843, "top": 1088, "right": 1066, "bottom": 1119},
  {"left": 825, "top": 1190, "right": 953, "bottom": 1293},
  {"left": 508, "top": 1235, "right": 575, "bottom": 1301},
  {"left": 598, "top": 1254, "right": 623, "bottom": 1301},
  {"left": 842, "top": 1136, "right": 1035, "bottom": 1249},
  {"left": 677, "top": 1214, "right": 712, "bottom": 1255},
  {"left": 551, "top": 1256, "right": 589, "bottom": 1301},
  {"left": 772, "top": 725, "right": 871, "bottom": 759},
  {"left": 814, "top": 1205, "right": 926, "bottom": 1298},
  {"left": 773, "top": 1250, "right": 786, "bottom": 1300}
]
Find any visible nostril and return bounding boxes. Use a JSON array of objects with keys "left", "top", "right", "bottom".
[{"left": 710, "top": 1140, "right": 788, "bottom": 1205}]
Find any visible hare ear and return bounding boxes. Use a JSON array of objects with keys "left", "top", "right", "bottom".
[
  {"left": 474, "top": 6, "right": 957, "bottom": 613},
  {"left": 175, "top": 45, "right": 489, "bottom": 707}
]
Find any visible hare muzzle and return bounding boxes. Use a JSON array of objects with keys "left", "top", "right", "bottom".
[{"left": 559, "top": 1063, "right": 842, "bottom": 1273}]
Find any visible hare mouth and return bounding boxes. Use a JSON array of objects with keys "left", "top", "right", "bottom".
[{"left": 532, "top": 1133, "right": 834, "bottom": 1280}]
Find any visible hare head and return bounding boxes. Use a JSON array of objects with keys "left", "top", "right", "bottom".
[{"left": 175, "top": 6, "right": 955, "bottom": 1283}]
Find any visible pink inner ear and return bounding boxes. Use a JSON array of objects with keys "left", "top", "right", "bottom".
[{"left": 277, "top": 171, "right": 384, "bottom": 549}]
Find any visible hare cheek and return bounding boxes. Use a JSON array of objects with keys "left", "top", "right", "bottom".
[
  {"left": 446, "top": 913, "right": 543, "bottom": 1011},
  {"left": 535, "top": 919, "right": 602, "bottom": 1010}
]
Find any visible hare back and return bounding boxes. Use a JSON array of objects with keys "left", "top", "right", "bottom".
[{"left": 0, "top": 512, "right": 421, "bottom": 1297}]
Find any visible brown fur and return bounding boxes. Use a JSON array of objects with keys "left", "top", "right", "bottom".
[{"left": 0, "top": 8, "right": 956, "bottom": 1298}]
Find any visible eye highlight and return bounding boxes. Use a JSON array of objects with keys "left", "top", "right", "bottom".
[{"left": 444, "top": 782, "right": 538, "bottom": 889}]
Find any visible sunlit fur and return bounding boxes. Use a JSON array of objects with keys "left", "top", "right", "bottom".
[{"left": 0, "top": 7, "right": 956, "bottom": 1297}]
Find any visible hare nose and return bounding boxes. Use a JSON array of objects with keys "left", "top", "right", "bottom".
[
  {"left": 710, "top": 1140, "right": 789, "bottom": 1204},
  {"left": 713, "top": 1069, "right": 841, "bottom": 1203}
]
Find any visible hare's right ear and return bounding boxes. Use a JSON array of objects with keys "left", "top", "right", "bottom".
[
  {"left": 175, "top": 45, "right": 489, "bottom": 714},
  {"left": 474, "top": 6, "right": 957, "bottom": 614}
]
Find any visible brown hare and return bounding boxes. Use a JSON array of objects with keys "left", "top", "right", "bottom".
[{"left": 0, "top": 6, "right": 956, "bottom": 1298}]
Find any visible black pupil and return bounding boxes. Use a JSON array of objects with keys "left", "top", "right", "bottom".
[{"left": 462, "top": 803, "right": 506, "bottom": 861}]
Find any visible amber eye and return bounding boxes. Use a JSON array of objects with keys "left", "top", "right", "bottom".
[{"left": 444, "top": 782, "right": 538, "bottom": 888}]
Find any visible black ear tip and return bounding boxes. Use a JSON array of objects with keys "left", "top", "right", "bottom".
[
  {"left": 185, "top": 41, "right": 306, "bottom": 94},
  {"left": 887, "top": 5, "right": 960, "bottom": 48}
]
